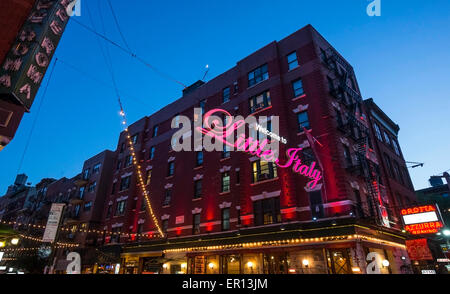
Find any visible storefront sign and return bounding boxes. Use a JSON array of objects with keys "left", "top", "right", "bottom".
[
  {"left": 42, "top": 203, "right": 65, "bottom": 242},
  {"left": 66, "top": 252, "right": 81, "bottom": 274},
  {"left": 401, "top": 204, "right": 444, "bottom": 235},
  {"left": 405, "top": 239, "right": 433, "bottom": 261},
  {"left": 0, "top": 0, "right": 71, "bottom": 111},
  {"left": 0, "top": 252, "right": 4, "bottom": 263},
  {"left": 440, "top": 244, "right": 449, "bottom": 254},
  {"left": 421, "top": 270, "right": 436, "bottom": 275}
]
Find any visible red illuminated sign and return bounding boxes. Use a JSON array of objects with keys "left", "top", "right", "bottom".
[{"left": 401, "top": 204, "right": 444, "bottom": 235}]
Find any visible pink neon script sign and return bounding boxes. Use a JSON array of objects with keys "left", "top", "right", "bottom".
[{"left": 196, "top": 109, "right": 323, "bottom": 189}]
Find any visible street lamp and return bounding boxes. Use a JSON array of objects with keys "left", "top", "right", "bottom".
[{"left": 443, "top": 229, "right": 450, "bottom": 237}]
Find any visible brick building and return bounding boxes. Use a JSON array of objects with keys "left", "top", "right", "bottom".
[{"left": 97, "top": 25, "right": 417, "bottom": 274}]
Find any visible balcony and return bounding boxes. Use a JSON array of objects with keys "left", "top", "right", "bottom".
[
  {"left": 69, "top": 192, "right": 84, "bottom": 205},
  {"left": 64, "top": 211, "right": 80, "bottom": 225}
]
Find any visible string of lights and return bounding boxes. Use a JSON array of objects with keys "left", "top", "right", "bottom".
[{"left": 162, "top": 234, "right": 406, "bottom": 254}]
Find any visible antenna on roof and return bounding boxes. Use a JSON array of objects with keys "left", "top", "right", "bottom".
[{"left": 202, "top": 64, "right": 210, "bottom": 82}]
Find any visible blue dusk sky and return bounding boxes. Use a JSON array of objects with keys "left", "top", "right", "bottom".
[{"left": 1, "top": 0, "right": 449, "bottom": 193}]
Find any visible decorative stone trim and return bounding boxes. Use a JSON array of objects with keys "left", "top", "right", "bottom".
[
  {"left": 113, "top": 179, "right": 118, "bottom": 183},
  {"left": 292, "top": 104, "right": 309, "bottom": 114},
  {"left": 116, "top": 196, "right": 128, "bottom": 202},
  {"left": 250, "top": 190, "right": 281, "bottom": 201},
  {"left": 331, "top": 101, "right": 341, "bottom": 110},
  {"left": 111, "top": 223, "right": 123, "bottom": 228},
  {"left": 108, "top": 201, "right": 113, "bottom": 205},
  {"left": 168, "top": 157, "right": 175, "bottom": 163},
  {"left": 248, "top": 156, "right": 259, "bottom": 163},
  {"left": 138, "top": 219, "right": 145, "bottom": 225},
  {"left": 304, "top": 184, "right": 323, "bottom": 192},
  {"left": 192, "top": 207, "right": 202, "bottom": 214},
  {"left": 298, "top": 140, "right": 310, "bottom": 149},
  {"left": 164, "top": 183, "right": 173, "bottom": 189},
  {"left": 340, "top": 137, "right": 350, "bottom": 146},
  {"left": 235, "top": 168, "right": 240, "bottom": 172},
  {"left": 323, "top": 200, "right": 354, "bottom": 208},
  {"left": 121, "top": 172, "right": 133, "bottom": 178},
  {"left": 161, "top": 214, "right": 170, "bottom": 220},
  {"left": 219, "top": 202, "right": 232, "bottom": 209},
  {"left": 350, "top": 181, "right": 360, "bottom": 190},
  {"left": 193, "top": 174, "right": 203, "bottom": 181},
  {"left": 236, "top": 206, "right": 241, "bottom": 210},
  {"left": 146, "top": 165, "right": 153, "bottom": 171},
  {"left": 219, "top": 166, "right": 231, "bottom": 173}
]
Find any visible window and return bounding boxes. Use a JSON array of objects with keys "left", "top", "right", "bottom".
[
  {"left": 106, "top": 204, "right": 112, "bottom": 219},
  {"left": 320, "top": 48, "right": 327, "bottom": 62},
  {"left": 383, "top": 131, "right": 391, "bottom": 146},
  {"left": 233, "top": 82, "right": 238, "bottom": 94},
  {"left": 167, "top": 162, "right": 175, "bottom": 177},
  {"left": 253, "top": 197, "right": 281, "bottom": 226},
  {"left": 222, "top": 208, "right": 230, "bottom": 231},
  {"left": 327, "top": 76, "right": 335, "bottom": 92},
  {"left": 292, "top": 79, "right": 304, "bottom": 97},
  {"left": 252, "top": 160, "right": 277, "bottom": 183},
  {"left": 222, "top": 87, "right": 230, "bottom": 103},
  {"left": 140, "top": 200, "right": 146, "bottom": 211},
  {"left": 335, "top": 108, "right": 343, "bottom": 127},
  {"left": 392, "top": 140, "right": 401, "bottom": 156},
  {"left": 248, "top": 64, "right": 268, "bottom": 87},
  {"left": 145, "top": 170, "right": 152, "bottom": 185},
  {"left": 193, "top": 213, "right": 201, "bottom": 234},
  {"left": 131, "top": 134, "right": 138, "bottom": 145},
  {"left": 384, "top": 154, "right": 395, "bottom": 179},
  {"left": 297, "top": 111, "right": 311, "bottom": 131},
  {"left": 393, "top": 161, "right": 403, "bottom": 184},
  {"left": 221, "top": 172, "right": 230, "bottom": 193},
  {"left": 82, "top": 169, "right": 89, "bottom": 180},
  {"left": 162, "top": 220, "right": 169, "bottom": 233},
  {"left": 125, "top": 155, "right": 133, "bottom": 167},
  {"left": 88, "top": 182, "right": 96, "bottom": 193},
  {"left": 194, "top": 180, "right": 202, "bottom": 199},
  {"left": 236, "top": 170, "right": 240, "bottom": 185},
  {"left": 196, "top": 151, "right": 203, "bottom": 166},
  {"left": 120, "top": 176, "right": 131, "bottom": 191},
  {"left": 200, "top": 99, "right": 206, "bottom": 114},
  {"left": 120, "top": 142, "right": 125, "bottom": 153},
  {"left": 343, "top": 145, "right": 352, "bottom": 166},
  {"left": 115, "top": 200, "right": 127, "bottom": 216},
  {"left": 163, "top": 189, "right": 171, "bottom": 206},
  {"left": 374, "top": 123, "right": 383, "bottom": 141},
  {"left": 287, "top": 51, "right": 299, "bottom": 70},
  {"left": 79, "top": 187, "right": 85, "bottom": 199},
  {"left": 116, "top": 160, "right": 121, "bottom": 171},
  {"left": 222, "top": 143, "right": 231, "bottom": 159},
  {"left": 111, "top": 183, "right": 116, "bottom": 195},
  {"left": 93, "top": 163, "right": 101, "bottom": 174},
  {"left": 137, "top": 224, "right": 143, "bottom": 235},
  {"left": 149, "top": 146, "right": 155, "bottom": 160},
  {"left": 249, "top": 91, "right": 271, "bottom": 113},
  {"left": 84, "top": 201, "right": 92, "bottom": 211},
  {"left": 152, "top": 125, "right": 159, "bottom": 137}
]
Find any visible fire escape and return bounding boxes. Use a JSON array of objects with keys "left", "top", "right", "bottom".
[{"left": 322, "top": 47, "right": 390, "bottom": 227}]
